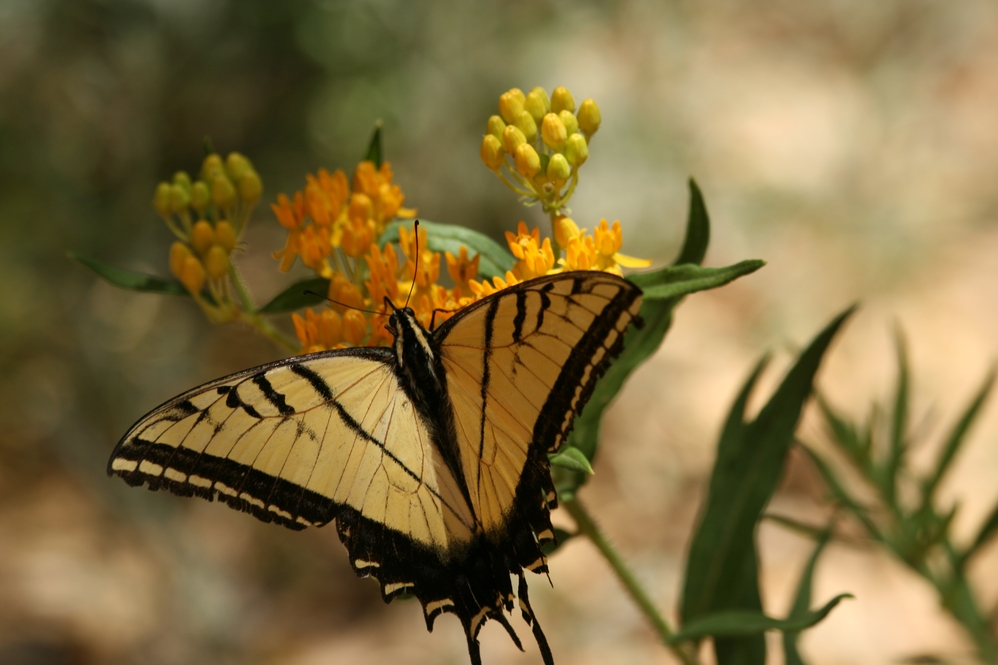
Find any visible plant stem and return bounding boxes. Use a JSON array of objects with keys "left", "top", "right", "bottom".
[{"left": 563, "top": 497, "right": 699, "bottom": 665}]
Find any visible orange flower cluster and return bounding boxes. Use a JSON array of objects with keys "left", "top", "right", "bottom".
[
  {"left": 291, "top": 225, "right": 482, "bottom": 352},
  {"left": 272, "top": 161, "right": 415, "bottom": 275}
]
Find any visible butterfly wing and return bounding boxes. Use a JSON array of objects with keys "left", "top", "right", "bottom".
[
  {"left": 436, "top": 271, "right": 643, "bottom": 557},
  {"left": 108, "top": 350, "right": 476, "bottom": 550}
]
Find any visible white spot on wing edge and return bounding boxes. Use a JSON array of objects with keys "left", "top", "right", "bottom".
[
  {"left": 268, "top": 505, "right": 292, "bottom": 520},
  {"left": 215, "top": 482, "right": 237, "bottom": 497},
  {"left": 384, "top": 581, "right": 413, "bottom": 595},
  {"left": 111, "top": 458, "right": 138, "bottom": 472},
  {"left": 355, "top": 559, "right": 380, "bottom": 569},
  {"left": 138, "top": 460, "right": 164, "bottom": 476},
  {"left": 296, "top": 516, "right": 314, "bottom": 527},
  {"left": 240, "top": 493, "right": 265, "bottom": 509},
  {"left": 189, "top": 475, "right": 212, "bottom": 488},
  {"left": 425, "top": 598, "right": 454, "bottom": 616},
  {"left": 164, "top": 468, "right": 187, "bottom": 482}
]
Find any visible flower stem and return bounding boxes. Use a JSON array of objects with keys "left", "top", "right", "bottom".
[
  {"left": 227, "top": 262, "right": 299, "bottom": 354},
  {"left": 563, "top": 497, "right": 699, "bottom": 665}
]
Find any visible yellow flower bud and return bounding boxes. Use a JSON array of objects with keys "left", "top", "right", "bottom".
[
  {"left": 578, "top": 98, "right": 601, "bottom": 136},
  {"left": 559, "top": 109, "right": 579, "bottom": 136},
  {"left": 154, "top": 182, "right": 172, "bottom": 216},
  {"left": 551, "top": 86, "right": 576, "bottom": 114},
  {"left": 501, "top": 124, "right": 527, "bottom": 155},
  {"left": 173, "top": 171, "right": 192, "bottom": 196},
  {"left": 238, "top": 169, "right": 262, "bottom": 205},
  {"left": 541, "top": 113, "right": 567, "bottom": 150},
  {"left": 525, "top": 87, "right": 550, "bottom": 123},
  {"left": 204, "top": 244, "right": 230, "bottom": 280},
  {"left": 169, "top": 183, "right": 190, "bottom": 213},
  {"left": 201, "top": 153, "right": 224, "bottom": 181},
  {"left": 191, "top": 219, "right": 215, "bottom": 255},
  {"left": 169, "top": 241, "right": 191, "bottom": 280},
  {"left": 553, "top": 216, "right": 581, "bottom": 248},
  {"left": 514, "top": 143, "right": 541, "bottom": 178},
  {"left": 225, "top": 152, "right": 251, "bottom": 183},
  {"left": 190, "top": 181, "right": 210, "bottom": 213},
  {"left": 215, "top": 220, "right": 237, "bottom": 252},
  {"left": 499, "top": 89, "right": 525, "bottom": 124},
  {"left": 212, "top": 173, "right": 237, "bottom": 209},
  {"left": 480, "top": 134, "right": 505, "bottom": 171},
  {"left": 564, "top": 133, "right": 589, "bottom": 167},
  {"left": 514, "top": 110, "right": 538, "bottom": 143},
  {"left": 546, "top": 152, "right": 571, "bottom": 182},
  {"left": 487, "top": 115, "right": 506, "bottom": 139},
  {"left": 180, "top": 255, "right": 206, "bottom": 294},
  {"left": 342, "top": 309, "right": 367, "bottom": 346}
]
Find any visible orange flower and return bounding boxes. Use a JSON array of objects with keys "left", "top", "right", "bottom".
[{"left": 293, "top": 308, "right": 343, "bottom": 353}]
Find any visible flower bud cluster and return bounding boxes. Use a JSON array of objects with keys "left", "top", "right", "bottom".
[
  {"left": 480, "top": 86, "right": 601, "bottom": 213},
  {"left": 155, "top": 152, "right": 262, "bottom": 317}
]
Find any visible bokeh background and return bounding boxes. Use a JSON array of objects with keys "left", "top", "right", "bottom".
[{"left": 4, "top": 1, "right": 998, "bottom": 663}]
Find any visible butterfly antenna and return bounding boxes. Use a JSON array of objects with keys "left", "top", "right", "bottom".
[
  {"left": 303, "top": 290, "right": 386, "bottom": 316},
  {"left": 403, "top": 220, "right": 420, "bottom": 309}
]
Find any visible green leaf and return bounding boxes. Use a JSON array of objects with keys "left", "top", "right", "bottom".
[
  {"left": 803, "top": 446, "right": 881, "bottom": 539},
  {"left": 70, "top": 252, "right": 189, "bottom": 297},
  {"left": 680, "top": 306, "right": 855, "bottom": 665},
  {"left": 885, "top": 329, "right": 910, "bottom": 505},
  {"left": 964, "top": 498, "right": 998, "bottom": 565},
  {"left": 633, "top": 260, "right": 765, "bottom": 300},
  {"left": 784, "top": 529, "right": 835, "bottom": 665},
  {"left": 668, "top": 594, "right": 853, "bottom": 644},
  {"left": 258, "top": 277, "right": 331, "bottom": 314},
  {"left": 922, "top": 367, "right": 995, "bottom": 503},
  {"left": 365, "top": 121, "right": 383, "bottom": 168},
  {"left": 672, "top": 178, "right": 710, "bottom": 266},
  {"left": 541, "top": 527, "right": 577, "bottom": 556},
  {"left": 549, "top": 446, "right": 594, "bottom": 474},
  {"left": 379, "top": 219, "right": 515, "bottom": 280}
]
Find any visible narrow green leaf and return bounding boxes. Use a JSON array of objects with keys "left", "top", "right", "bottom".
[
  {"left": 669, "top": 594, "right": 853, "bottom": 644},
  {"left": 784, "top": 529, "right": 835, "bottom": 665},
  {"left": 886, "top": 329, "right": 910, "bottom": 505},
  {"left": 817, "top": 395, "right": 866, "bottom": 468},
  {"left": 680, "top": 307, "right": 855, "bottom": 665},
  {"left": 379, "top": 219, "right": 515, "bottom": 280},
  {"left": 541, "top": 527, "right": 577, "bottom": 556},
  {"left": 803, "top": 446, "right": 881, "bottom": 540},
  {"left": 633, "top": 260, "right": 765, "bottom": 301},
  {"left": 70, "top": 252, "right": 189, "bottom": 296},
  {"left": 549, "top": 446, "right": 594, "bottom": 474},
  {"left": 922, "top": 367, "right": 995, "bottom": 503},
  {"left": 964, "top": 499, "right": 998, "bottom": 564},
  {"left": 672, "top": 178, "right": 709, "bottom": 266},
  {"left": 257, "top": 277, "right": 331, "bottom": 314},
  {"left": 365, "top": 121, "right": 383, "bottom": 168}
]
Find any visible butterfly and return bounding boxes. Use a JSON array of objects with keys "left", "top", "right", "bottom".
[{"left": 108, "top": 269, "right": 643, "bottom": 664}]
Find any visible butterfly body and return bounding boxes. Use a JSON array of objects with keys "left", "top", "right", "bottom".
[{"left": 109, "top": 271, "right": 643, "bottom": 665}]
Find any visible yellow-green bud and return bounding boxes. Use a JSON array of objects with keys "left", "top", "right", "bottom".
[
  {"left": 204, "top": 244, "right": 230, "bottom": 280},
  {"left": 201, "top": 153, "right": 224, "bottom": 181},
  {"left": 238, "top": 169, "right": 262, "bottom": 205},
  {"left": 180, "top": 255, "right": 206, "bottom": 294},
  {"left": 525, "top": 87, "right": 550, "bottom": 123},
  {"left": 190, "top": 180, "right": 210, "bottom": 213},
  {"left": 499, "top": 90, "right": 525, "bottom": 124},
  {"left": 546, "top": 152, "right": 571, "bottom": 182},
  {"left": 212, "top": 173, "right": 237, "bottom": 209},
  {"left": 541, "top": 113, "right": 567, "bottom": 151},
  {"left": 559, "top": 109, "right": 579, "bottom": 136},
  {"left": 191, "top": 219, "right": 215, "bottom": 255},
  {"left": 551, "top": 86, "right": 576, "bottom": 114},
  {"left": 169, "top": 241, "right": 191, "bottom": 280},
  {"left": 514, "top": 143, "right": 541, "bottom": 178},
  {"left": 225, "top": 152, "right": 251, "bottom": 183},
  {"left": 154, "top": 182, "right": 172, "bottom": 216},
  {"left": 578, "top": 98, "right": 601, "bottom": 136},
  {"left": 553, "top": 215, "right": 581, "bottom": 248},
  {"left": 169, "top": 183, "right": 190, "bottom": 213},
  {"left": 564, "top": 133, "right": 589, "bottom": 167},
  {"left": 514, "top": 110, "right": 538, "bottom": 143},
  {"left": 215, "top": 220, "right": 237, "bottom": 252},
  {"left": 501, "top": 125, "right": 527, "bottom": 155},
  {"left": 172, "top": 171, "right": 192, "bottom": 196},
  {"left": 487, "top": 115, "right": 506, "bottom": 139},
  {"left": 480, "top": 134, "right": 505, "bottom": 171}
]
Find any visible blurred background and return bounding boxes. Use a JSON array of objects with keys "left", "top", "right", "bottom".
[{"left": 3, "top": 0, "right": 998, "bottom": 663}]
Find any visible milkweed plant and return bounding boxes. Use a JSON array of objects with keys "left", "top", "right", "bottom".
[{"left": 74, "top": 85, "right": 998, "bottom": 664}]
